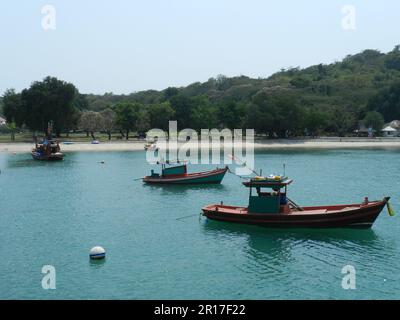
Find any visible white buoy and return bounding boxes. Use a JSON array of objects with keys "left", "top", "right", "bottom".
[{"left": 89, "top": 246, "right": 106, "bottom": 260}]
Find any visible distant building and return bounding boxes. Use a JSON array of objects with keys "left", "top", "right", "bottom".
[
  {"left": 0, "top": 116, "right": 6, "bottom": 126},
  {"left": 382, "top": 120, "right": 400, "bottom": 137},
  {"left": 387, "top": 120, "right": 400, "bottom": 130}
]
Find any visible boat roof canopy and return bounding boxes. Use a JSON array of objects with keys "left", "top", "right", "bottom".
[{"left": 243, "top": 179, "right": 293, "bottom": 188}]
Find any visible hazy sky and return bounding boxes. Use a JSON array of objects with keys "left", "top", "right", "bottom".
[{"left": 0, "top": 0, "right": 399, "bottom": 95}]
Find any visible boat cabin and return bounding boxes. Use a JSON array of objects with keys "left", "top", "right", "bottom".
[
  {"left": 242, "top": 176, "right": 293, "bottom": 214},
  {"left": 35, "top": 140, "right": 61, "bottom": 155},
  {"left": 150, "top": 163, "right": 187, "bottom": 178}
]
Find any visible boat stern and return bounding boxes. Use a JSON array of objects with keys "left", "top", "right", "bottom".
[{"left": 201, "top": 203, "right": 248, "bottom": 218}]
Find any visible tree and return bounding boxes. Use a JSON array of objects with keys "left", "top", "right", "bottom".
[
  {"left": 317, "top": 64, "right": 327, "bottom": 79},
  {"left": 248, "top": 90, "right": 303, "bottom": 137},
  {"left": 64, "top": 108, "right": 81, "bottom": 138},
  {"left": 190, "top": 96, "right": 218, "bottom": 131},
  {"left": 215, "top": 74, "right": 229, "bottom": 90},
  {"left": 368, "top": 82, "right": 400, "bottom": 122},
  {"left": 163, "top": 87, "right": 179, "bottom": 101},
  {"left": 274, "top": 98, "right": 304, "bottom": 137},
  {"left": 290, "top": 76, "right": 311, "bottom": 89},
  {"left": 2, "top": 89, "right": 24, "bottom": 127},
  {"left": 147, "top": 102, "right": 175, "bottom": 131},
  {"left": 304, "top": 109, "right": 329, "bottom": 137},
  {"left": 100, "top": 108, "right": 116, "bottom": 140},
  {"left": 136, "top": 109, "right": 151, "bottom": 136},
  {"left": 327, "top": 106, "right": 357, "bottom": 137},
  {"left": 169, "top": 95, "right": 194, "bottom": 129},
  {"left": 363, "top": 111, "right": 385, "bottom": 133},
  {"left": 74, "top": 93, "right": 89, "bottom": 110},
  {"left": 247, "top": 90, "right": 278, "bottom": 137},
  {"left": 7, "top": 122, "right": 17, "bottom": 141},
  {"left": 78, "top": 111, "right": 104, "bottom": 140},
  {"left": 115, "top": 102, "right": 141, "bottom": 140},
  {"left": 20, "top": 76, "right": 77, "bottom": 136},
  {"left": 384, "top": 47, "right": 400, "bottom": 71},
  {"left": 218, "top": 101, "right": 246, "bottom": 129}
]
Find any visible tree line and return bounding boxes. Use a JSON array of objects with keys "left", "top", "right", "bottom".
[{"left": 2, "top": 46, "right": 400, "bottom": 140}]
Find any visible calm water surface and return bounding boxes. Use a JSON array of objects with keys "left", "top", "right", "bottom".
[{"left": 0, "top": 149, "right": 399, "bottom": 299}]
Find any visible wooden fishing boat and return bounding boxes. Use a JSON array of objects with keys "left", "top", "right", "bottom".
[
  {"left": 31, "top": 140, "right": 64, "bottom": 161},
  {"left": 202, "top": 175, "right": 392, "bottom": 229},
  {"left": 143, "top": 163, "right": 228, "bottom": 185}
]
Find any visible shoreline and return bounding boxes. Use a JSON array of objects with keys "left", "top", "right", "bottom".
[{"left": 2, "top": 138, "right": 400, "bottom": 153}]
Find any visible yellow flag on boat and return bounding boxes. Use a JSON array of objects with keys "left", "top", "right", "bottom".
[{"left": 387, "top": 201, "right": 395, "bottom": 217}]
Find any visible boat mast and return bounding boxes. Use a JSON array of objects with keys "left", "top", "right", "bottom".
[{"left": 47, "top": 121, "right": 53, "bottom": 140}]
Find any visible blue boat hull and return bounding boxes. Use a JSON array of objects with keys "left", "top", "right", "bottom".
[{"left": 31, "top": 152, "right": 64, "bottom": 161}]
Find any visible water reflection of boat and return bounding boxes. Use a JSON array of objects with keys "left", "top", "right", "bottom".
[
  {"left": 202, "top": 219, "right": 294, "bottom": 264},
  {"left": 143, "top": 182, "right": 225, "bottom": 194},
  {"left": 31, "top": 139, "right": 64, "bottom": 161},
  {"left": 202, "top": 175, "right": 391, "bottom": 229},
  {"left": 201, "top": 219, "right": 382, "bottom": 270},
  {"left": 202, "top": 219, "right": 380, "bottom": 244}
]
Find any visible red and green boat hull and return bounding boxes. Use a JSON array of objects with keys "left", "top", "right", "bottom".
[{"left": 202, "top": 198, "right": 390, "bottom": 229}]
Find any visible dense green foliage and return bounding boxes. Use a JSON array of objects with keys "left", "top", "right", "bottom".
[
  {"left": 2, "top": 77, "right": 79, "bottom": 136},
  {"left": 2, "top": 46, "right": 400, "bottom": 138},
  {"left": 367, "top": 82, "right": 400, "bottom": 122},
  {"left": 114, "top": 102, "right": 143, "bottom": 139},
  {"left": 79, "top": 46, "right": 400, "bottom": 137},
  {"left": 363, "top": 111, "right": 385, "bottom": 132}
]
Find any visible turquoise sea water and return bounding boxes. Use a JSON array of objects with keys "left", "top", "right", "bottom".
[{"left": 0, "top": 149, "right": 399, "bottom": 300}]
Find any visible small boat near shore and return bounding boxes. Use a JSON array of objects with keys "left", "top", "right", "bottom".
[
  {"left": 31, "top": 139, "right": 64, "bottom": 161},
  {"left": 144, "top": 142, "right": 159, "bottom": 151},
  {"left": 202, "top": 175, "right": 392, "bottom": 229},
  {"left": 143, "top": 162, "right": 228, "bottom": 185}
]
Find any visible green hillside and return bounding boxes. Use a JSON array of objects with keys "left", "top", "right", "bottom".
[
  {"left": 2, "top": 46, "right": 400, "bottom": 138},
  {"left": 82, "top": 46, "right": 400, "bottom": 136}
]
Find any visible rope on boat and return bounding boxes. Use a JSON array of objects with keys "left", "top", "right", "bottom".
[
  {"left": 227, "top": 154, "right": 260, "bottom": 176},
  {"left": 226, "top": 167, "right": 250, "bottom": 181}
]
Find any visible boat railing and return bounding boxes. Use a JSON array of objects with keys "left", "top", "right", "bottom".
[{"left": 185, "top": 167, "right": 226, "bottom": 177}]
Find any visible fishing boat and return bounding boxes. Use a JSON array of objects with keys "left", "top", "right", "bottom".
[
  {"left": 202, "top": 175, "right": 393, "bottom": 228},
  {"left": 143, "top": 162, "right": 228, "bottom": 185},
  {"left": 31, "top": 139, "right": 64, "bottom": 161}
]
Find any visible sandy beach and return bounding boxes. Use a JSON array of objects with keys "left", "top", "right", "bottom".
[{"left": 1, "top": 138, "right": 400, "bottom": 154}]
